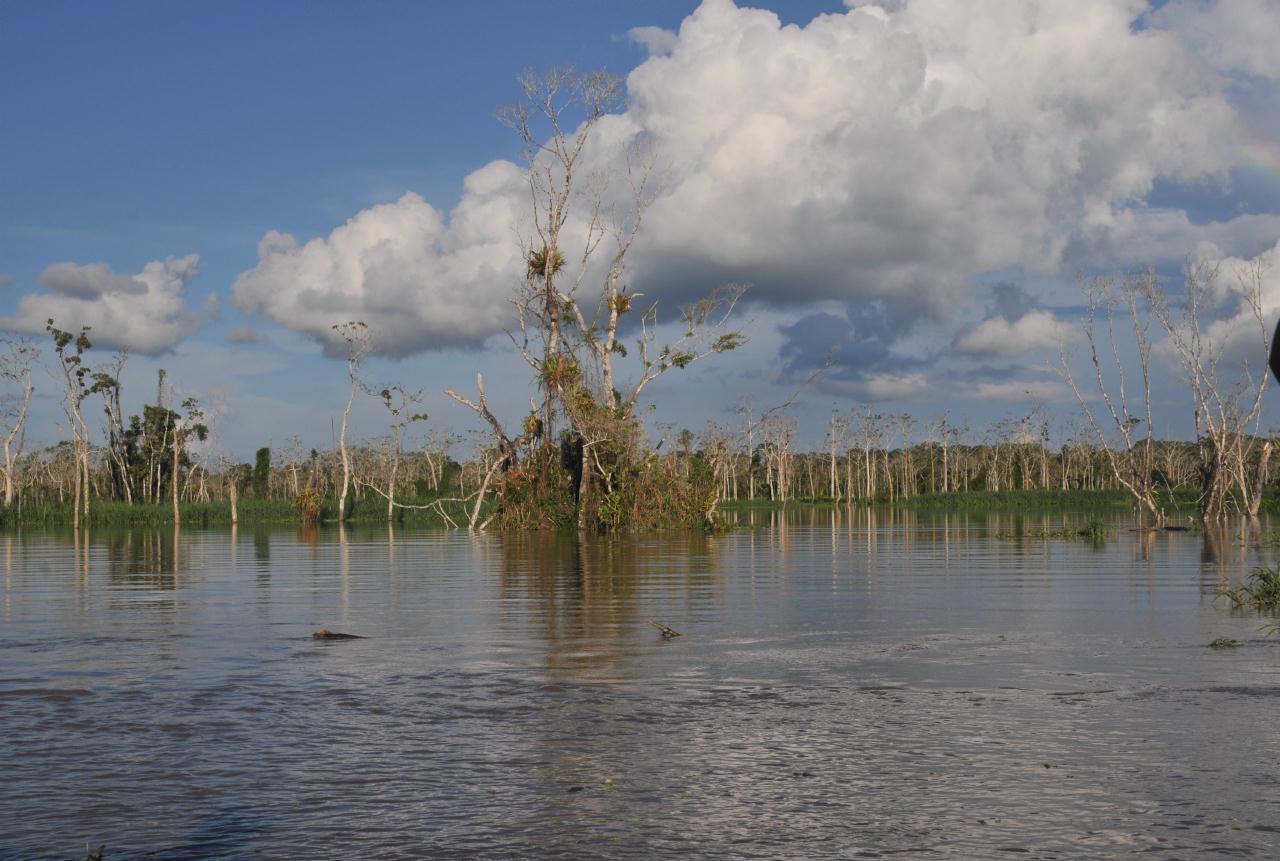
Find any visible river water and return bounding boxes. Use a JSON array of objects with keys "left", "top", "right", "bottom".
[{"left": 2, "top": 507, "right": 1279, "bottom": 859}]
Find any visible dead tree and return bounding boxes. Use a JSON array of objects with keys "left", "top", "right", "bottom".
[
  {"left": 1144, "top": 258, "right": 1272, "bottom": 520},
  {"left": 333, "top": 321, "right": 371, "bottom": 522},
  {"left": 0, "top": 338, "right": 36, "bottom": 508},
  {"left": 1060, "top": 275, "right": 1163, "bottom": 524}
]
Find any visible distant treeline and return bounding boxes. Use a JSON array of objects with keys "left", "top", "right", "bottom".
[{"left": 1, "top": 420, "right": 1272, "bottom": 527}]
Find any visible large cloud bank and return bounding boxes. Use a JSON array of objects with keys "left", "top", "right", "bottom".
[
  {"left": 2, "top": 255, "right": 203, "bottom": 353},
  {"left": 232, "top": 0, "right": 1276, "bottom": 358}
]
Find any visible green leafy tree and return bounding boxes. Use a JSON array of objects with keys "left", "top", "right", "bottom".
[
  {"left": 45, "top": 321, "right": 93, "bottom": 528},
  {"left": 253, "top": 447, "right": 271, "bottom": 499},
  {"left": 170, "top": 397, "right": 208, "bottom": 525}
]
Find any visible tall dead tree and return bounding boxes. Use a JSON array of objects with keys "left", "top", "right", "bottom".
[
  {"left": 373, "top": 384, "right": 427, "bottom": 521},
  {"left": 333, "top": 321, "right": 371, "bottom": 522},
  {"left": 450, "top": 65, "right": 747, "bottom": 532},
  {"left": 500, "top": 66, "right": 622, "bottom": 439},
  {"left": 0, "top": 338, "right": 36, "bottom": 508},
  {"left": 1060, "top": 274, "right": 1163, "bottom": 524},
  {"left": 1143, "top": 258, "right": 1272, "bottom": 520}
]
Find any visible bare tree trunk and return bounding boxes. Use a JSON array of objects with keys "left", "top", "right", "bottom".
[
  {"left": 387, "top": 430, "right": 399, "bottom": 523},
  {"left": 1245, "top": 440, "right": 1272, "bottom": 519},
  {"left": 2, "top": 376, "right": 32, "bottom": 507},
  {"left": 73, "top": 452, "right": 81, "bottom": 531},
  {"left": 829, "top": 412, "right": 838, "bottom": 500},
  {"left": 338, "top": 377, "right": 356, "bottom": 522},
  {"left": 172, "top": 434, "right": 180, "bottom": 526}
]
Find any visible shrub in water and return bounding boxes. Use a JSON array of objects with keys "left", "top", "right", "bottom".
[{"left": 295, "top": 488, "right": 322, "bottom": 525}]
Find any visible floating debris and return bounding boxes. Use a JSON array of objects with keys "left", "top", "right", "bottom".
[
  {"left": 1209, "top": 636, "right": 1239, "bottom": 649},
  {"left": 648, "top": 619, "right": 681, "bottom": 638},
  {"left": 313, "top": 628, "right": 365, "bottom": 640}
]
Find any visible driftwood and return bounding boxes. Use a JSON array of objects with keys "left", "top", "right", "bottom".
[
  {"left": 313, "top": 628, "right": 365, "bottom": 640},
  {"left": 648, "top": 619, "right": 681, "bottom": 639}
]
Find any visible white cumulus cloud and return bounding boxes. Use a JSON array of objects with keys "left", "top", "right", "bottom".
[
  {"left": 1192, "top": 239, "right": 1280, "bottom": 364},
  {"left": 232, "top": 169, "right": 526, "bottom": 356},
  {"left": 1, "top": 255, "right": 203, "bottom": 354}
]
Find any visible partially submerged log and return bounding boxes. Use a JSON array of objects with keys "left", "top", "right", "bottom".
[
  {"left": 313, "top": 628, "right": 365, "bottom": 640},
  {"left": 648, "top": 619, "right": 681, "bottom": 639}
]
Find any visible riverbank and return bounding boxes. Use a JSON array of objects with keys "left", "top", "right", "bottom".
[
  {"left": 717, "top": 488, "right": 1220, "bottom": 514},
  {"left": 6, "top": 488, "right": 1275, "bottom": 530},
  {"left": 0, "top": 496, "right": 480, "bottom": 529}
]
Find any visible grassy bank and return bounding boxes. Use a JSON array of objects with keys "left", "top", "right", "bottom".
[
  {"left": 718, "top": 488, "right": 1206, "bottom": 513},
  {"left": 11, "top": 487, "right": 1277, "bottom": 529},
  {"left": 0, "top": 496, "right": 484, "bottom": 529},
  {"left": 894, "top": 488, "right": 1199, "bottom": 511}
]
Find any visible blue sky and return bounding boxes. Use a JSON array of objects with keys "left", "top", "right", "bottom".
[{"left": 2, "top": 0, "right": 1279, "bottom": 457}]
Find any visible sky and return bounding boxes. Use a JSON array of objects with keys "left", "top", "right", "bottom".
[{"left": 2, "top": 0, "right": 1280, "bottom": 459}]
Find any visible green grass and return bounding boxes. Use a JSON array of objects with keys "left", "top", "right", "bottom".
[
  {"left": 898, "top": 489, "right": 1197, "bottom": 511},
  {"left": 0, "top": 495, "right": 486, "bottom": 529},
  {"left": 716, "top": 497, "right": 828, "bottom": 511},
  {"left": 1219, "top": 565, "right": 1280, "bottom": 611},
  {"left": 719, "top": 489, "right": 1189, "bottom": 511},
  {"left": 994, "top": 518, "right": 1109, "bottom": 542}
]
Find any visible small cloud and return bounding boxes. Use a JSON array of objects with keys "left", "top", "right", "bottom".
[
  {"left": 627, "top": 25, "right": 678, "bottom": 57},
  {"left": 0, "top": 273, "right": 13, "bottom": 290},
  {"left": 201, "top": 292, "right": 223, "bottom": 323},
  {"left": 859, "top": 371, "right": 930, "bottom": 400},
  {"left": 955, "top": 309, "right": 1074, "bottom": 357},
  {"left": 226, "top": 325, "right": 268, "bottom": 345},
  {"left": 819, "top": 370, "right": 931, "bottom": 401},
  {"left": 39, "top": 261, "right": 146, "bottom": 297}
]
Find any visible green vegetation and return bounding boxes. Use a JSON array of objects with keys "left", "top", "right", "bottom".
[
  {"left": 1080, "top": 518, "right": 1108, "bottom": 541},
  {"left": 252, "top": 447, "right": 271, "bottom": 498},
  {"left": 720, "top": 489, "right": 1190, "bottom": 513},
  {"left": 900, "top": 489, "right": 1142, "bottom": 510},
  {"left": 497, "top": 439, "right": 719, "bottom": 532},
  {"left": 994, "top": 518, "right": 1108, "bottom": 542},
  {"left": 295, "top": 487, "right": 322, "bottom": 525},
  {"left": 1219, "top": 565, "right": 1280, "bottom": 611},
  {"left": 0, "top": 495, "right": 479, "bottom": 529}
]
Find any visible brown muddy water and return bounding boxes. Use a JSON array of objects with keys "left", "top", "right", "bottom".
[{"left": 2, "top": 507, "right": 1279, "bottom": 860}]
